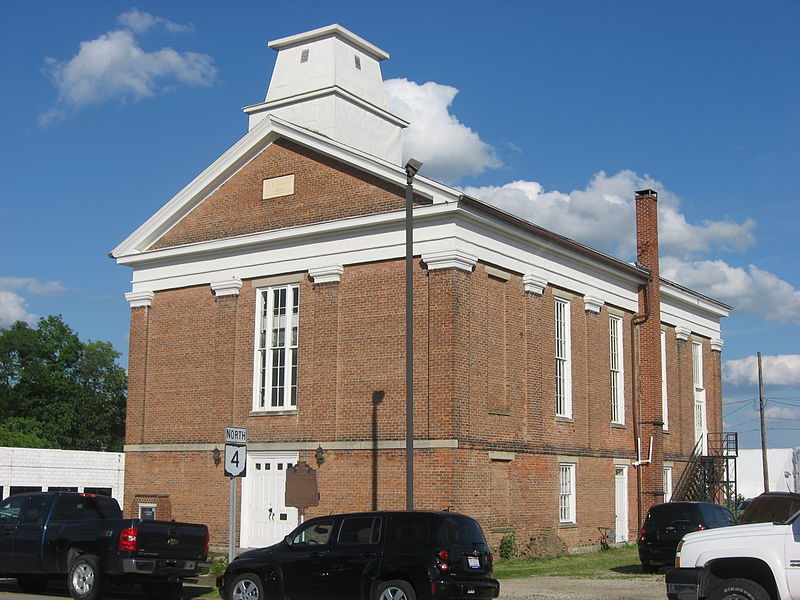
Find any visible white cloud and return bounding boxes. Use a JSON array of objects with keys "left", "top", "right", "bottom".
[
  {"left": 661, "top": 258, "right": 800, "bottom": 324},
  {"left": 39, "top": 11, "right": 216, "bottom": 125},
  {"left": 0, "top": 277, "right": 67, "bottom": 296},
  {"left": 765, "top": 405, "right": 799, "bottom": 420},
  {"left": 117, "top": 8, "right": 194, "bottom": 34},
  {"left": 0, "top": 291, "right": 37, "bottom": 327},
  {"left": 384, "top": 78, "right": 501, "bottom": 184},
  {"left": 463, "top": 170, "right": 755, "bottom": 261},
  {"left": 724, "top": 354, "right": 800, "bottom": 387}
]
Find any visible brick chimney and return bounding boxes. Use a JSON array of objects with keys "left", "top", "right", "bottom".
[{"left": 634, "top": 189, "right": 665, "bottom": 511}]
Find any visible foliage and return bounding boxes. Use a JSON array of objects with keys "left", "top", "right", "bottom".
[
  {"left": 0, "top": 417, "right": 54, "bottom": 448},
  {"left": 209, "top": 556, "right": 229, "bottom": 577},
  {"left": 499, "top": 530, "right": 517, "bottom": 559},
  {"left": 493, "top": 545, "right": 649, "bottom": 579},
  {"left": 0, "top": 315, "right": 127, "bottom": 451}
]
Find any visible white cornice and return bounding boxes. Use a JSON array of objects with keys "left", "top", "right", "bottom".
[
  {"left": 125, "top": 291, "right": 154, "bottom": 308},
  {"left": 710, "top": 338, "right": 724, "bottom": 352},
  {"left": 211, "top": 279, "right": 242, "bottom": 297},
  {"left": 309, "top": 264, "right": 344, "bottom": 284},
  {"left": 422, "top": 249, "right": 477, "bottom": 272},
  {"left": 268, "top": 24, "right": 390, "bottom": 61},
  {"left": 675, "top": 326, "right": 691, "bottom": 341},
  {"left": 523, "top": 273, "right": 548, "bottom": 295},
  {"left": 244, "top": 86, "right": 409, "bottom": 128},
  {"left": 584, "top": 295, "right": 604, "bottom": 314}
]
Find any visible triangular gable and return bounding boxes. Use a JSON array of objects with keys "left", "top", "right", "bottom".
[{"left": 111, "top": 115, "right": 454, "bottom": 258}]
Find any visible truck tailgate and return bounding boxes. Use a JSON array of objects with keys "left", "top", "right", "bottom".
[{"left": 135, "top": 520, "right": 208, "bottom": 560}]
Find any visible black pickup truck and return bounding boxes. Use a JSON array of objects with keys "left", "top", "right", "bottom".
[{"left": 0, "top": 491, "right": 209, "bottom": 599}]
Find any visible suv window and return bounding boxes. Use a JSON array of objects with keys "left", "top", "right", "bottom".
[
  {"left": 442, "top": 514, "right": 488, "bottom": 545},
  {"left": 699, "top": 504, "right": 735, "bottom": 527},
  {"left": 388, "top": 514, "right": 434, "bottom": 547},
  {"left": 338, "top": 517, "right": 381, "bottom": 545},
  {"left": 290, "top": 518, "right": 334, "bottom": 546},
  {"left": 0, "top": 495, "right": 27, "bottom": 525}
]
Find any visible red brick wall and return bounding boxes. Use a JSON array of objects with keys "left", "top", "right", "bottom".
[{"left": 153, "top": 139, "right": 410, "bottom": 250}]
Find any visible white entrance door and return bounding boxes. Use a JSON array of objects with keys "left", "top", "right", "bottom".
[
  {"left": 240, "top": 451, "right": 299, "bottom": 548},
  {"left": 614, "top": 466, "right": 629, "bottom": 543}
]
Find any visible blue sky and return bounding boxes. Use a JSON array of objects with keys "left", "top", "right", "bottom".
[{"left": 1, "top": 1, "right": 798, "bottom": 449}]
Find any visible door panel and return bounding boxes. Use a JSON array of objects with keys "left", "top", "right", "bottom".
[
  {"left": 240, "top": 451, "right": 299, "bottom": 548},
  {"left": 614, "top": 467, "right": 628, "bottom": 542}
]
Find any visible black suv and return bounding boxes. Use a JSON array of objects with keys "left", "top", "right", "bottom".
[
  {"left": 217, "top": 511, "right": 499, "bottom": 600},
  {"left": 637, "top": 501, "right": 735, "bottom": 573},
  {"left": 738, "top": 491, "right": 800, "bottom": 524}
]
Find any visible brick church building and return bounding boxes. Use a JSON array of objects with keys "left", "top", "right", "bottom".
[{"left": 112, "top": 25, "right": 730, "bottom": 552}]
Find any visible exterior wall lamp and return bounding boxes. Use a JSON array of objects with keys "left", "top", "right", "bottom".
[
  {"left": 315, "top": 445, "right": 325, "bottom": 466},
  {"left": 212, "top": 447, "right": 221, "bottom": 466}
]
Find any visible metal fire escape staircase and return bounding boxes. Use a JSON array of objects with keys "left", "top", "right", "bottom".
[{"left": 672, "top": 433, "right": 738, "bottom": 506}]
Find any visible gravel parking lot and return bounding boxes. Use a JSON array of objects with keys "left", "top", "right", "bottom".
[
  {"left": 500, "top": 574, "right": 666, "bottom": 600},
  {"left": 1, "top": 575, "right": 666, "bottom": 600}
]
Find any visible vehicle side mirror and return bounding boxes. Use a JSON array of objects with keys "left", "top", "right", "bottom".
[{"left": 284, "top": 534, "right": 293, "bottom": 546}]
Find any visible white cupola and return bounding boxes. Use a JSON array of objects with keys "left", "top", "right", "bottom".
[{"left": 243, "top": 24, "right": 408, "bottom": 165}]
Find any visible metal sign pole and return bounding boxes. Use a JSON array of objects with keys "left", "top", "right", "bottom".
[
  {"left": 228, "top": 475, "right": 236, "bottom": 563},
  {"left": 224, "top": 426, "right": 247, "bottom": 564}
]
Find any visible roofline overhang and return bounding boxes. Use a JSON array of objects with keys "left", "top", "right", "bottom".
[{"left": 458, "top": 193, "right": 648, "bottom": 282}]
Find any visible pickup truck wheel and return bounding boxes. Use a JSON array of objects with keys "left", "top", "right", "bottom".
[
  {"left": 707, "top": 578, "right": 770, "bottom": 600},
  {"left": 17, "top": 577, "right": 49, "bottom": 593},
  {"left": 229, "top": 573, "right": 264, "bottom": 600},
  {"left": 142, "top": 581, "right": 183, "bottom": 600},
  {"left": 375, "top": 579, "right": 417, "bottom": 600},
  {"left": 67, "top": 554, "right": 107, "bottom": 600}
]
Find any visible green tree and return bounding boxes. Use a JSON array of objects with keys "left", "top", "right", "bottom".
[{"left": 0, "top": 315, "right": 127, "bottom": 451}]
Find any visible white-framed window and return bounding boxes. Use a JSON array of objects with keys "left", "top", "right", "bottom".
[
  {"left": 692, "top": 341, "right": 704, "bottom": 391},
  {"left": 661, "top": 330, "right": 669, "bottom": 430},
  {"left": 555, "top": 298, "right": 572, "bottom": 418},
  {"left": 139, "top": 503, "right": 157, "bottom": 521},
  {"left": 663, "top": 467, "right": 673, "bottom": 502},
  {"left": 609, "top": 316, "right": 624, "bottom": 424},
  {"left": 558, "top": 463, "right": 576, "bottom": 523},
  {"left": 254, "top": 284, "right": 299, "bottom": 411}
]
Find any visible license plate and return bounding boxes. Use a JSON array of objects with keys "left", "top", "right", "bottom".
[{"left": 467, "top": 556, "right": 480, "bottom": 568}]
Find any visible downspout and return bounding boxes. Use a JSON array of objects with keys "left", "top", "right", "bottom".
[{"left": 631, "top": 276, "right": 651, "bottom": 531}]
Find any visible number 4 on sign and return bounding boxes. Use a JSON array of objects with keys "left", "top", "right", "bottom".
[{"left": 224, "top": 444, "right": 247, "bottom": 477}]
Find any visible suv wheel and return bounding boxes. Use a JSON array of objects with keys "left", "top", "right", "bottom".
[
  {"left": 375, "top": 580, "right": 416, "bottom": 600},
  {"left": 229, "top": 573, "right": 264, "bottom": 600}
]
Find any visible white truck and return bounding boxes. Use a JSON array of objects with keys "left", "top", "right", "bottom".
[{"left": 665, "top": 509, "right": 800, "bottom": 600}]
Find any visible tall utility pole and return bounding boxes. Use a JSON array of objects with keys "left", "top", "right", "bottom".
[
  {"left": 758, "top": 352, "right": 769, "bottom": 493},
  {"left": 404, "top": 158, "right": 422, "bottom": 511}
]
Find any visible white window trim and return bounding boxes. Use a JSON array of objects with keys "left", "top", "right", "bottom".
[
  {"left": 692, "top": 341, "right": 704, "bottom": 391},
  {"left": 253, "top": 284, "right": 299, "bottom": 412},
  {"left": 558, "top": 463, "right": 577, "bottom": 523},
  {"left": 609, "top": 315, "right": 624, "bottom": 424},
  {"left": 661, "top": 330, "right": 669, "bottom": 430},
  {"left": 138, "top": 503, "right": 157, "bottom": 520},
  {"left": 663, "top": 466, "right": 673, "bottom": 503},
  {"left": 555, "top": 298, "right": 573, "bottom": 419}
]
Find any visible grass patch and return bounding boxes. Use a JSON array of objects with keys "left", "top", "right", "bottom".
[{"left": 493, "top": 545, "right": 648, "bottom": 579}]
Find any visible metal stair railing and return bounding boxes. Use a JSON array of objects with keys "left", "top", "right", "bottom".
[{"left": 672, "top": 433, "right": 738, "bottom": 506}]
